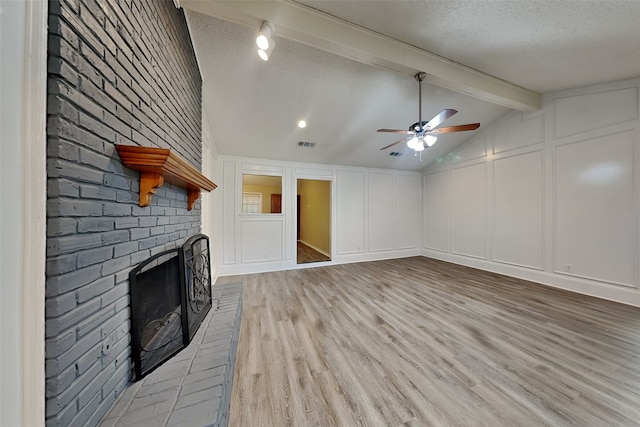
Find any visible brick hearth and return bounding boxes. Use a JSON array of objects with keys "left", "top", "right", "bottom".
[{"left": 100, "top": 283, "right": 242, "bottom": 427}]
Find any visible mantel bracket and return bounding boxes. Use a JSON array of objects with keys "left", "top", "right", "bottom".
[
  {"left": 115, "top": 145, "right": 217, "bottom": 210},
  {"left": 140, "top": 173, "right": 165, "bottom": 207}
]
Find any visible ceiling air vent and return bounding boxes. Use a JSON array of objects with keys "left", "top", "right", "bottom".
[
  {"left": 389, "top": 152, "right": 402, "bottom": 157},
  {"left": 297, "top": 141, "right": 315, "bottom": 148}
]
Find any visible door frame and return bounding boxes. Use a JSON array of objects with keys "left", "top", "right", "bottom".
[
  {"left": 295, "top": 177, "right": 334, "bottom": 264},
  {"left": 1, "top": 1, "right": 48, "bottom": 424}
]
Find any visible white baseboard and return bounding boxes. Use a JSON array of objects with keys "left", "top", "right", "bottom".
[
  {"left": 213, "top": 247, "right": 640, "bottom": 307},
  {"left": 215, "top": 247, "right": 422, "bottom": 277},
  {"left": 421, "top": 248, "right": 640, "bottom": 308}
]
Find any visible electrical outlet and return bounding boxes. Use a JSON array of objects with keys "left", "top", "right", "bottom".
[
  {"left": 102, "top": 334, "right": 116, "bottom": 355},
  {"left": 102, "top": 341, "right": 112, "bottom": 355}
]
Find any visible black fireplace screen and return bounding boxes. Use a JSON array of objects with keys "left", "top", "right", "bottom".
[
  {"left": 183, "top": 234, "right": 213, "bottom": 342},
  {"left": 129, "top": 234, "right": 212, "bottom": 380}
]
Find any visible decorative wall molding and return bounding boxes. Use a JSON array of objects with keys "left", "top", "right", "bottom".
[
  {"left": 554, "top": 87, "right": 638, "bottom": 139},
  {"left": 493, "top": 112, "right": 545, "bottom": 154},
  {"left": 423, "top": 78, "right": 640, "bottom": 306},
  {"left": 491, "top": 150, "right": 544, "bottom": 270},
  {"left": 216, "top": 155, "right": 421, "bottom": 275}
]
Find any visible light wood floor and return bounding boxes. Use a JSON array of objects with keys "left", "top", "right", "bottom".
[
  {"left": 217, "top": 257, "right": 640, "bottom": 426},
  {"left": 297, "top": 241, "right": 331, "bottom": 264}
]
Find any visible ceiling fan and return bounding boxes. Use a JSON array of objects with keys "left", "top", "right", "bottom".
[{"left": 378, "top": 72, "right": 480, "bottom": 154}]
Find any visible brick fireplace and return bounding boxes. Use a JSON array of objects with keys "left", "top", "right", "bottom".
[{"left": 45, "top": 0, "right": 204, "bottom": 425}]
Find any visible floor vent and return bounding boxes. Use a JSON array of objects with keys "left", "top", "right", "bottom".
[
  {"left": 389, "top": 151, "right": 402, "bottom": 156},
  {"left": 297, "top": 141, "right": 315, "bottom": 148}
]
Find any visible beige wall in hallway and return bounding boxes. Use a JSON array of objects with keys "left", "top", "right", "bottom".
[
  {"left": 243, "top": 183, "right": 282, "bottom": 213},
  {"left": 298, "top": 179, "right": 331, "bottom": 255}
]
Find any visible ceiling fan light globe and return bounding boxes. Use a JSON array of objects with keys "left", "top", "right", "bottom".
[
  {"left": 424, "top": 135, "right": 437, "bottom": 147},
  {"left": 414, "top": 140, "right": 425, "bottom": 151},
  {"left": 406, "top": 136, "right": 419, "bottom": 150}
]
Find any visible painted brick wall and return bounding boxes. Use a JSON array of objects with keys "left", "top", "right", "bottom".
[{"left": 45, "top": 0, "right": 202, "bottom": 425}]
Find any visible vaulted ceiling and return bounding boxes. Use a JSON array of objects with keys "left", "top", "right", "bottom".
[{"left": 179, "top": 0, "right": 640, "bottom": 171}]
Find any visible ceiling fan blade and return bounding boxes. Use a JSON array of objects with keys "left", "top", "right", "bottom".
[
  {"left": 377, "top": 129, "right": 415, "bottom": 134},
  {"left": 424, "top": 109, "right": 458, "bottom": 130},
  {"left": 428, "top": 123, "right": 480, "bottom": 135},
  {"left": 380, "top": 137, "right": 409, "bottom": 150}
]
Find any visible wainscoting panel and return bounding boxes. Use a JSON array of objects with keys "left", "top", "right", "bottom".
[
  {"left": 368, "top": 172, "right": 394, "bottom": 251},
  {"left": 240, "top": 219, "right": 283, "bottom": 263},
  {"left": 284, "top": 166, "right": 294, "bottom": 261},
  {"left": 451, "top": 134, "right": 487, "bottom": 164},
  {"left": 423, "top": 171, "right": 449, "bottom": 252},
  {"left": 295, "top": 167, "right": 334, "bottom": 178},
  {"left": 222, "top": 160, "right": 237, "bottom": 264},
  {"left": 217, "top": 156, "right": 422, "bottom": 275},
  {"left": 493, "top": 112, "right": 544, "bottom": 154},
  {"left": 555, "top": 130, "right": 636, "bottom": 287},
  {"left": 492, "top": 150, "right": 544, "bottom": 269},
  {"left": 554, "top": 87, "right": 638, "bottom": 139},
  {"left": 394, "top": 174, "right": 421, "bottom": 249},
  {"left": 452, "top": 163, "right": 487, "bottom": 258},
  {"left": 241, "top": 162, "right": 284, "bottom": 175},
  {"left": 424, "top": 78, "right": 640, "bottom": 305},
  {"left": 336, "top": 170, "right": 366, "bottom": 254}
]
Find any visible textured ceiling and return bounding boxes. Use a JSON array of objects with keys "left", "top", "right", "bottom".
[
  {"left": 296, "top": 0, "right": 640, "bottom": 93},
  {"left": 185, "top": 0, "right": 640, "bottom": 171}
]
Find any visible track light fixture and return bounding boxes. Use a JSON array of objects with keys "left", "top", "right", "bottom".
[
  {"left": 258, "top": 41, "right": 275, "bottom": 61},
  {"left": 256, "top": 21, "right": 276, "bottom": 60}
]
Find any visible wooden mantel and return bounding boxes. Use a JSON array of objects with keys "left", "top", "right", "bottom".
[{"left": 115, "top": 145, "right": 217, "bottom": 210}]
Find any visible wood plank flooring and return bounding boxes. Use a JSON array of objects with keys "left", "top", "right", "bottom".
[
  {"left": 216, "top": 257, "right": 640, "bottom": 426},
  {"left": 297, "top": 241, "right": 331, "bottom": 264}
]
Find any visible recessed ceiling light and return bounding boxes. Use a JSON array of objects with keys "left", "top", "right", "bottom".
[{"left": 297, "top": 120, "right": 307, "bottom": 129}]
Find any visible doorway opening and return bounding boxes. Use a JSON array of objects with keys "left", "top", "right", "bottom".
[{"left": 296, "top": 179, "right": 331, "bottom": 264}]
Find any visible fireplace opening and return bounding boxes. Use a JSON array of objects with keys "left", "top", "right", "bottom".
[
  {"left": 130, "top": 249, "right": 187, "bottom": 379},
  {"left": 129, "top": 234, "right": 213, "bottom": 380}
]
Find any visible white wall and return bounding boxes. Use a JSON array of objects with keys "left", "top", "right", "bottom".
[
  {"left": 215, "top": 156, "right": 421, "bottom": 275},
  {"left": 422, "top": 78, "right": 640, "bottom": 306},
  {"left": 200, "top": 106, "right": 219, "bottom": 280},
  {"left": 0, "top": 0, "right": 48, "bottom": 425}
]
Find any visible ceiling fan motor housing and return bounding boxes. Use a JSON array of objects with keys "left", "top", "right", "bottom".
[{"left": 411, "top": 121, "right": 430, "bottom": 132}]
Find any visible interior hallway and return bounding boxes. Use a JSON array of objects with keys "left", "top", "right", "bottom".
[{"left": 297, "top": 241, "right": 331, "bottom": 264}]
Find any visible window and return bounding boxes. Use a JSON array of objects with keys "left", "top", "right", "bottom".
[
  {"left": 242, "top": 192, "right": 262, "bottom": 214},
  {"left": 242, "top": 174, "right": 282, "bottom": 214}
]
